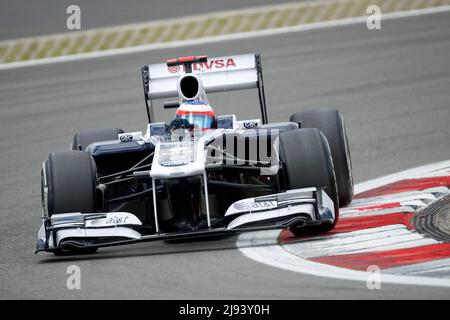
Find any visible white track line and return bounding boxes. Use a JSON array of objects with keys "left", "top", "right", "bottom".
[
  {"left": 350, "top": 187, "right": 448, "bottom": 204},
  {"left": 1, "top": 5, "right": 449, "bottom": 71},
  {"left": 384, "top": 258, "right": 450, "bottom": 276},
  {"left": 237, "top": 160, "right": 450, "bottom": 288},
  {"left": 238, "top": 231, "right": 450, "bottom": 287},
  {"left": 341, "top": 207, "right": 417, "bottom": 218},
  {"left": 355, "top": 159, "right": 450, "bottom": 194},
  {"left": 282, "top": 225, "right": 438, "bottom": 258}
]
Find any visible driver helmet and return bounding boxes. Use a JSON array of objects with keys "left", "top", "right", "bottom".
[{"left": 174, "top": 100, "right": 216, "bottom": 132}]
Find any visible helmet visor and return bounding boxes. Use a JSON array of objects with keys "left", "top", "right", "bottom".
[{"left": 176, "top": 113, "right": 214, "bottom": 130}]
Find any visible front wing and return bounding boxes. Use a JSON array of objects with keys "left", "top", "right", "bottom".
[{"left": 36, "top": 187, "right": 335, "bottom": 253}]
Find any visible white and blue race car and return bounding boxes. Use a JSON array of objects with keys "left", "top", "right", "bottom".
[{"left": 37, "top": 53, "right": 353, "bottom": 255}]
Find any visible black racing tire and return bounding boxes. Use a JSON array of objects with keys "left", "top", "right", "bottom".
[
  {"left": 41, "top": 151, "right": 98, "bottom": 255},
  {"left": 279, "top": 128, "right": 339, "bottom": 235},
  {"left": 289, "top": 108, "right": 353, "bottom": 207},
  {"left": 71, "top": 128, "right": 124, "bottom": 151},
  {"left": 42, "top": 151, "right": 97, "bottom": 216}
]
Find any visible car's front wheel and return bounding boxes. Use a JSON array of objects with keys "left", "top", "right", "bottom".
[
  {"left": 279, "top": 128, "right": 338, "bottom": 235},
  {"left": 41, "top": 150, "right": 98, "bottom": 255}
]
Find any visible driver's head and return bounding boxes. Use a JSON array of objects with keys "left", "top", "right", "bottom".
[{"left": 174, "top": 100, "right": 215, "bottom": 132}]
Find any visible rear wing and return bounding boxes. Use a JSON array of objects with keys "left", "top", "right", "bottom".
[{"left": 141, "top": 53, "right": 268, "bottom": 124}]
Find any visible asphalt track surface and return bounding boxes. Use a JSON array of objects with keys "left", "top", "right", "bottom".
[
  {"left": 0, "top": 12, "right": 450, "bottom": 299},
  {"left": 0, "top": 0, "right": 284, "bottom": 40}
]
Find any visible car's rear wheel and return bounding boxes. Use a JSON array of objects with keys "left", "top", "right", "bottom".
[
  {"left": 71, "top": 128, "right": 124, "bottom": 151},
  {"left": 289, "top": 108, "right": 353, "bottom": 207},
  {"left": 279, "top": 128, "right": 338, "bottom": 235},
  {"left": 41, "top": 151, "right": 98, "bottom": 255}
]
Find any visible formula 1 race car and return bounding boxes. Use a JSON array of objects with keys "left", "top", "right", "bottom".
[{"left": 36, "top": 53, "right": 353, "bottom": 255}]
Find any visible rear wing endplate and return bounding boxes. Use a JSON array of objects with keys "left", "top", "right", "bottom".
[{"left": 141, "top": 53, "right": 268, "bottom": 124}]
